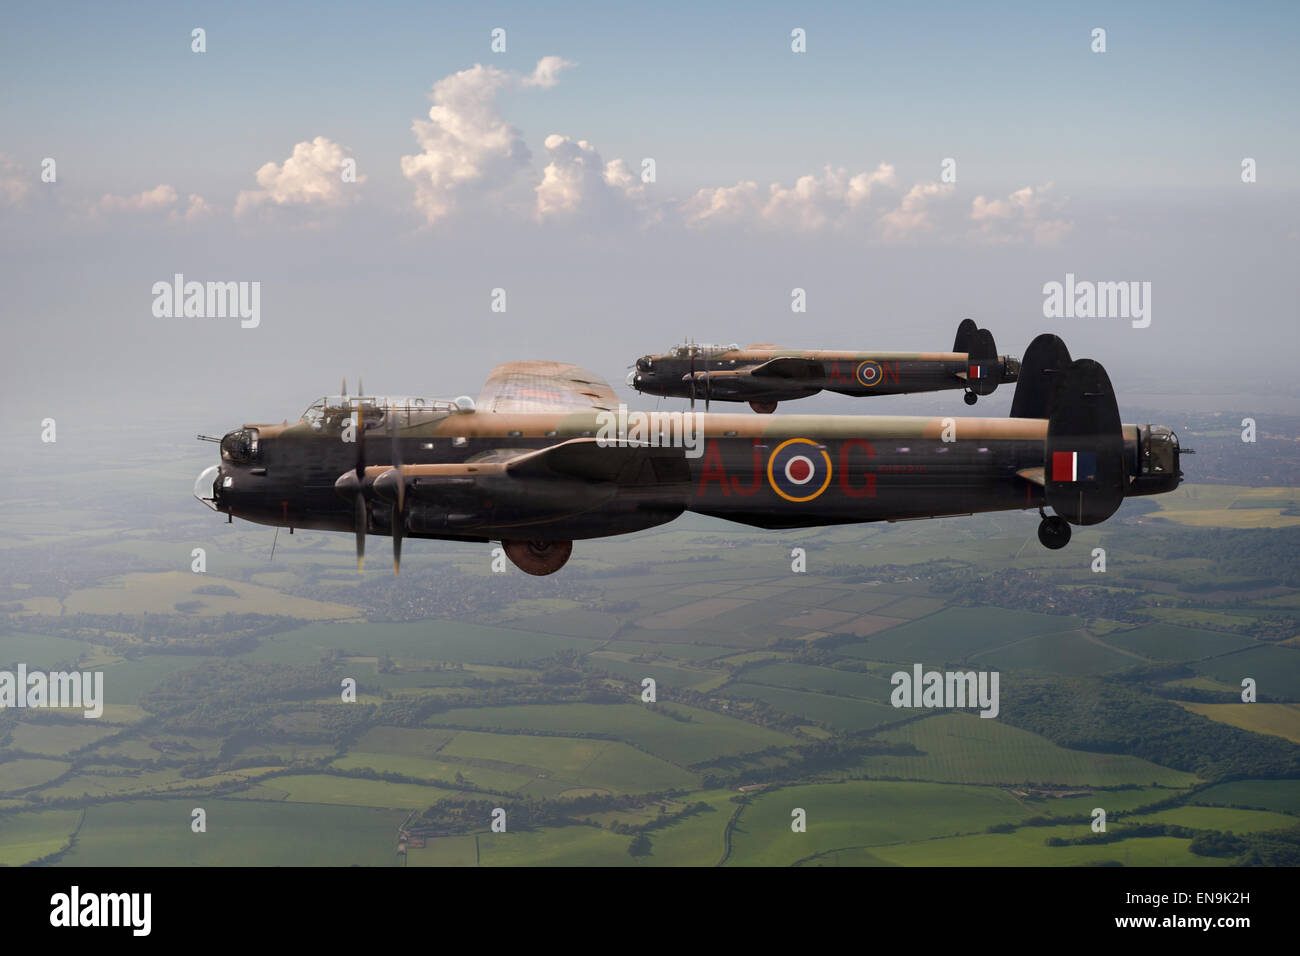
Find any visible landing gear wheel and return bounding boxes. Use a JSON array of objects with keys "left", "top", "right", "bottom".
[
  {"left": 1037, "top": 515, "right": 1071, "bottom": 550},
  {"left": 963, "top": 391, "right": 978, "bottom": 406},
  {"left": 749, "top": 401, "right": 778, "bottom": 414},
  {"left": 501, "top": 538, "right": 573, "bottom": 575}
]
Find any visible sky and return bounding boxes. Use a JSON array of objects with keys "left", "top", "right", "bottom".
[{"left": 1, "top": 0, "right": 1297, "bottom": 438}]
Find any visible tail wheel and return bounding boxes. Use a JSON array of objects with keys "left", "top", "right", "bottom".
[
  {"left": 749, "top": 400, "right": 778, "bottom": 414},
  {"left": 502, "top": 538, "right": 573, "bottom": 575},
  {"left": 963, "top": 391, "right": 978, "bottom": 406},
  {"left": 1037, "top": 515, "right": 1072, "bottom": 550}
]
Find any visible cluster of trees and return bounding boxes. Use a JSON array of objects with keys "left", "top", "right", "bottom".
[
  {"left": 1000, "top": 677, "right": 1300, "bottom": 779},
  {"left": 3, "top": 610, "right": 298, "bottom": 656}
]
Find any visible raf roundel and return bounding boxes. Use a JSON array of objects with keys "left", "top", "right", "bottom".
[
  {"left": 767, "top": 438, "right": 833, "bottom": 503},
  {"left": 856, "top": 360, "right": 883, "bottom": 387}
]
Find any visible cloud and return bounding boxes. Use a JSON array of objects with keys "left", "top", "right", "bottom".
[
  {"left": 683, "top": 163, "right": 897, "bottom": 230},
  {"left": 401, "top": 56, "right": 574, "bottom": 224},
  {"left": 183, "top": 193, "right": 212, "bottom": 222},
  {"left": 234, "top": 136, "right": 362, "bottom": 217},
  {"left": 970, "top": 183, "right": 1071, "bottom": 245},
  {"left": 92, "top": 183, "right": 179, "bottom": 215},
  {"left": 535, "top": 134, "right": 645, "bottom": 220},
  {"left": 0, "top": 154, "right": 30, "bottom": 207},
  {"left": 878, "top": 182, "right": 954, "bottom": 239},
  {"left": 88, "top": 184, "right": 215, "bottom": 223}
]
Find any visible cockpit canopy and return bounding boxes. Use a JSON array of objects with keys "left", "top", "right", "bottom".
[
  {"left": 668, "top": 343, "right": 738, "bottom": 359},
  {"left": 298, "top": 395, "right": 467, "bottom": 431}
]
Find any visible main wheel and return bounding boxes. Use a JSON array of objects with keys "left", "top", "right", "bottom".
[
  {"left": 1037, "top": 515, "right": 1072, "bottom": 550},
  {"left": 749, "top": 400, "right": 778, "bottom": 414},
  {"left": 501, "top": 538, "right": 573, "bottom": 575},
  {"left": 963, "top": 391, "right": 978, "bottom": 406}
]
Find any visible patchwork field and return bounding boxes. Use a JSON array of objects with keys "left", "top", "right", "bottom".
[{"left": 861, "top": 713, "right": 1199, "bottom": 787}]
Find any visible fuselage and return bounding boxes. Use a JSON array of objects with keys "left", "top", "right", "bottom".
[
  {"left": 197, "top": 407, "right": 1181, "bottom": 543},
  {"left": 629, "top": 349, "right": 1020, "bottom": 403}
]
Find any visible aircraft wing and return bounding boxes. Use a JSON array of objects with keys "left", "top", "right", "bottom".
[{"left": 476, "top": 361, "right": 619, "bottom": 413}]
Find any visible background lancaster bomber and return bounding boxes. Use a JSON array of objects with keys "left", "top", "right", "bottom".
[
  {"left": 195, "top": 335, "right": 1183, "bottom": 576},
  {"left": 628, "top": 319, "right": 1020, "bottom": 413}
]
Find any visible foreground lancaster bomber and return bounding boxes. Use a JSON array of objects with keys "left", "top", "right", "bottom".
[
  {"left": 628, "top": 319, "right": 1019, "bottom": 412},
  {"left": 195, "top": 334, "right": 1183, "bottom": 575}
]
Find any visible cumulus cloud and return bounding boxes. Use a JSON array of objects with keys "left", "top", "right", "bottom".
[
  {"left": 183, "top": 193, "right": 212, "bottom": 222},
  {"left": 234, "top": 136, "right": 363, "bottom": 217},
  {"left": 92, "top": 183, "right": 179, "bottom": 215},
  {"left": 0, "top": 154, "right": 30, "bottom": 207},
  {"left": 683, "top": 163, "right": 897, "bottom": 230},
  {"left": 878, "top": 182, "right": 954, "bottom": 239},
  {"left": 89, "top": 184, "right": 215, "bottom": 223},
  {"left": 970, "top": 183, "right": 1071, "bottom": 245},
  {"left": 401, "top": 56, "right": 575, "bottom": 224},
  {"left": 535, "top": 134, "right": 645, "bottom": 220}
]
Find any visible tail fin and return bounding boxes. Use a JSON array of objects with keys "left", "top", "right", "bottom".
[
  {"left": 1044, "top": 358, "right": 1126, "bottom": 525},
  {"left": 1010, "top": 333, "right": 1072, "bottom": 418},
  {"left": 953, "top": 318, "right": 979, "bottom": 353},
  {"left": 957, "top": 319, "right": 1001, "bottom": 397}
]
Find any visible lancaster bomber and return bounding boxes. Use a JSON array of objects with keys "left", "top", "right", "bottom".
[
  {"left": 195, "top": 334, "right": 1183, "bottom": 576},
  {"left": 627, "top": 319, "right": 1019, "bottom": 412}
]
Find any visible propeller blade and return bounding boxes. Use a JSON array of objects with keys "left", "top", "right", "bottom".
[
  {"left": 353, "top": 494, "right": 366, "bottom": 571},
  {"left": 689, "top": 346, "right": 696, "bottom": 411},
  {"left": 705, "top": 371, "right": 711, "bottom": 412},
  {"left": 357, "top": 376, "right": 364, "bottom": 397},
  {"left": 342, "top": 377, "right": 347, "bottom": 398},
  {"left": 354, "top": 408, "right": 365, "bottom": 480},
  {"left": 389, "top": 402, "right": 404, "bottom": 576}
]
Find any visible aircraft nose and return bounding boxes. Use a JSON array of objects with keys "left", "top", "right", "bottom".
[
  {"left": 626, "top": 369, "right": 640, "bottom": 387},
  {"left": 193, "top": 464, "right": 222, "bottom": 511}
]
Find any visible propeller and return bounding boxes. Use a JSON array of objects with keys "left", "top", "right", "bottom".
[
  {"left": 688, "top": 343, "right": 696, "bottom": 411},
  {"left": 352, "top": 403, "right": 366, "bottom": 570},
  {"left": 342, "top": 377, "right": 348, "bottom": 398},
  {"left": 389, "top": 401, "right": 405, "bottom": 576}
]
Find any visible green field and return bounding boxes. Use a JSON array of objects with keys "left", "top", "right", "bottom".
[
  {"left": 1180, "top": 702, "right": 1300, "bottom": 744},
  {"left": 1192, "top": 645, "right": 1300, "bottom": 699},
  {"left": 439, "top": 730, "right": 698, "bottom": 793},
  {"left": 856, "top": 825, "right": 1234, "bottom": 867},
  {"left": 727, "top": 780, "right": 1027, "bottom": 867},
  {"left": 7, "top": 721, "right": 118, "bottom": 756},
  {"left": 837, "top": 607, "right": 1083, "bottom": 664},
  {"left": 0, "top": 757, "right": 71, "bottom": 793},
  {"left": 973, "top": 629, "right": 1139, "bottom": 675},
  {"left": 723, "top": 682, "right": 899, "bottom": 733},
  {"left": 426, "top": 702, "right": 797, "bottom": 766},
  {"left": 246, "top": 773, "right": 457, "bottom": 809},
  {"left": 406, "top": 834, "right": 479, "bottom": 867},
  {"left": 1192, "top": 779, "right": 1300, "bottom": 814},
  {"left": 1141, "top": 805, "right": 1297, "bottom": 834},
  {"left": 329, "top": 753, "right": 531, "bottom": 793},
  {"left": 1103, "top": 623, "right": 1256, "bottom": 661},
  {"left": 741, "top": 662, "right": 893, "bottom": 699},
  {"left": 0, "top": 809, "right": 82, "bottom": 865},
  {"left": 250, "top": 620, "right": 603, "bottom": 665},
  {"left": 860, "top": 713, "right": 1200, "bottom": 787},
  {"left": 54, "top": 799, "right": 408, "bottom": 866}
]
